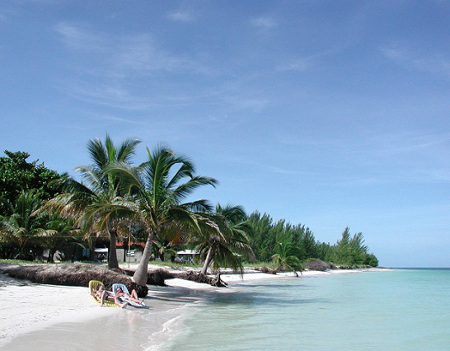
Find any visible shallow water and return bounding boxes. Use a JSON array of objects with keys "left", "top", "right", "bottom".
[
  {"left": 163, "top": 269, "right": 450, "bottom": 351},
  {"left": 3, "top": 269, "right": 449, "bottom": 351}
]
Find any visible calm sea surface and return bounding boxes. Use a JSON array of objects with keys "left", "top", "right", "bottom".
[
  {"left": 161, "top": 269, "right": 450, "bottom": 351},
  {"left": 3, "top": 269, "right": 449, "bottom": 350}
]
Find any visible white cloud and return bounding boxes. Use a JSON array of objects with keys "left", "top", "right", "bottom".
[
  {"left": 53, "top": 23, "right": 218, "bottom": 110},
  {"left": 55, "top": 23, "right": 210, "bottom": 75},
  {"left": 276, "top": 58, "right": 312, "bottom": 72},
  {"left": 68, "top": 82, "right": 160, "bottom": 111},
  {"left": 275, "top": 49, "right": 335, "bottom": 72},
  {"left": 54, "top": 22, "right": 105, "bottom": 51},
  {"left": 381, "top": 44, "right": 450, "bottom": 79},
  {"left": 250, "top": 16, "right": 277, "bottom": 29},
  {"left": 167, "top": 10, "right": 195, "bottom": 23}
]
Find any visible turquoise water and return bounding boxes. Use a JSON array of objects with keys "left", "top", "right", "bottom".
[
  {"left": 163, "top": 269, "right": 450, "bottom": 350},
  {"left": 3, "top": 269, "right": 449, "bottom": 350}
]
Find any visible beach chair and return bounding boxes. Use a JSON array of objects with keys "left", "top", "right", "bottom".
[
  {"left": 111, "top": 283, "right": 146, "bottom": 308},
  {"left": 88, "top": 280, "right": 118, "bottom": 307}
]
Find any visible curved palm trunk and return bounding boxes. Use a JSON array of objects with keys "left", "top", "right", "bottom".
[
  {"left": 201, "top": 246, "right": 214, "bottom": 275},
  {"left": 132, "top": 230, "right": 154, "bottom": 286},
  {"left": 108, "top": 230, "right": 119, "bottom": 269}
]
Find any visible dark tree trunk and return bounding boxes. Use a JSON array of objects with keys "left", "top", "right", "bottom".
[
  {"left": 18, "top": 244, "right": 27, "bottom": 260},
  {"left": 108, "top": 230, "right": 119, "bottom": 269}
]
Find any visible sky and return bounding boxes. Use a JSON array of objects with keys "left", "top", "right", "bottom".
[{"left": 0, "top": 1, "right": 449, "bottom": 267}]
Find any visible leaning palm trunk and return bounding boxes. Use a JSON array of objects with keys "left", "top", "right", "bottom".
[
  {"left": 201, "top": 246, "right": 214, "bottom": 275},
  {"left": 132, "top": 230, "right": 154, "bottom": 286}
]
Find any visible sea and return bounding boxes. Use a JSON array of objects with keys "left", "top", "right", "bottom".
[{"left": 3, "top": 269, "right": 449, "bottom": 350}]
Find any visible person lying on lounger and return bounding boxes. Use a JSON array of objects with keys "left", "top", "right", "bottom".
[
  {"left": 92, "top": 285, "right": 115, "bottom": 306},
  {"left": 114, "top": 286, "right": 144, "bottom": 304}
]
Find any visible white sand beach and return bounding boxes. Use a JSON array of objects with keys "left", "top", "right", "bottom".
[{"left": 0, "top": 266, "right": 386, "bottom": 349}]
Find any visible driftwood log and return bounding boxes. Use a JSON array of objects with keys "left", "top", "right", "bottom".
[
  {"left": 121, "top": 267, "right": 229, "bottom": 287},
  {"left": 171, "top": 270, "right": 228, "bottom": 287},
  {"left": 0, "top": 264, "right": 229, "bottom": 297},
  {"left": 0, "top": 263, "right": 150, "bottom": 297}
]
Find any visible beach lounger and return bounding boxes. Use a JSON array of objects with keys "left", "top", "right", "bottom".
[
  {"left": 111, "top": 283, "right": 146, "bottom": 308},
  {"left": 88, "top": 280, "right": 118, "bottom": 307}
]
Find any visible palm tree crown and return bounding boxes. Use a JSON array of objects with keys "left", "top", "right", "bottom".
[
  {"left": 39, "top": 135, "right": 140, "bottom": 269},
  {"left": 107, "top": 146, "right": 218, "bottom": 285},
  {"left": 195, "top": 204, "right": 254, "bottom": 275}
]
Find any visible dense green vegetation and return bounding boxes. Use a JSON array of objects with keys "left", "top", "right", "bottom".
[
  {"left": 0, "top": 151, "right": 61, "bottom": 215},
  {"left": 247, "top": 213, "right": 378, "bottom": 268},
  {"left": 0, "top": 137, "right": 378, "bottom": 284}
]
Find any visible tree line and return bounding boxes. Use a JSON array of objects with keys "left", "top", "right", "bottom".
[
  {"left": 247, "top": 212, "right": 378, "bottom": 269},
  {"left": 0, "top": 135, "right": 378, "bottom": 287}
]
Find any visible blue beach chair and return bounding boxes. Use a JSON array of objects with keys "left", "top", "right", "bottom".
[{"left": 111, "top": 283, "right": 146, "bottom": 308}]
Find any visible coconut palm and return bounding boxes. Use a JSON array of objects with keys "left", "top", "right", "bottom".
[
  {"left": 195, "top": 204, "right": 254, "bottom": 275},
  {"left": 107, "top": 146, "right": 217, "bottom": 286},
  {"left": 0, "top": 189, "right": 46, "bottom": 259},
  {"left": 39, "top": 135, "right": 140, "bottom": 269},
  {"left": 40, "top": 217, "right": 81, "bottom": 263},
  {"left": 271, "top": 237, "right": 303, "bottom": 277}
]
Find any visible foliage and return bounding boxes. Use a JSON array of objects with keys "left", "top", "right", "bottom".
[
  {"left": 333, "top": 227, "right": 369, "bottom": 266},
  {"left": 271, "top": 234, "right": 304, "bottom": 276},
  {"left": 39, "top": 135, "right": 140, "bottom": 269},
  {"left": 0, "top": 138, "right": 379, "bottom": 270},
  {"left": 194, "top": 204, "right": 254, "bottom": 275},
  {"left": 0, "top": 189, "right": 47, "bottom": 259},
  {"left": 107, "top": 146, "right": 217, "bottom": 285},
  {"left": 0, "top": 151, "right": 61, "bottom": 216},
  {"left": 248, "top": 212, "right": 318, "bottom": 262},
  {"left": 151, "top": 240, "right": 178, "bottom": 262},
  {"left": 248, "top": 213, "right": 378, "bottom": 268},
  {"left": 40, "top": 217, "right": 82, "bottom": 263}
]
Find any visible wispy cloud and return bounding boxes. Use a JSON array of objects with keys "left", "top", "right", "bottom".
[
  {"left": 114, "top": 34, "right": 184, "bottom": 72},
  {"left": 68, "top": 82, "right": 163, "bottom": 110},
  {"left": 250, "top": 16, "right": 277, "bottom": 29},
  {"left": 53, "top": 22, "right": 218, "bottom": 109},
  {"left": 54, "top": 22, "right": 105, "bottom": 51},
  {"left": 276, "top": 129, "right": 450, "bottom": 185},
  {"left": 275, "top": 49, "right": 335, "bottom": 72},
  {"left": 224, "top": 155, "right": 306, "bottom": 176},
  {"left": 54, "top": 22, "right": 209, "bottom": 75},
  {"left": 276, "top": 59, "right": 311, "bottom": 72},
  {"left": 381, "top": 44, "right": 450, "bottom": 79},
  {"left": 167, "top": 10, "right": 195, "bottom": 23}
]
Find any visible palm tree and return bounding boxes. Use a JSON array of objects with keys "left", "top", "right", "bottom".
[
  {"left": 39, "top": 135, "right": 140, "bottom": 269},
  {"left": 195, "top": 204, "right": 254, "bottom": 275},
  {"left": 271, "top": 237, "right": 303, "bottom": 277},
  {"left": 107, "top": 146, "right": 217, "bottom": 285},
  {"left": 0, "top": 189, "right": 46, "bottom": 259},
  {"left": 40, "top": 217, "right": 81, "bottom": 263}
]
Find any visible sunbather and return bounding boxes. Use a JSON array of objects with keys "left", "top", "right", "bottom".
[
  {"left": 92, "top": 285, "right": 115, "bottom": 307},
  {"left": 92, "top": 284, "right": 105, "bottom": 298},
  {"left": 115, "top": 286, "right": 144, "bottom": 304}
]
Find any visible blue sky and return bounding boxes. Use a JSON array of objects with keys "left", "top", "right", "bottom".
[{"left": 1, "top": 1, "right": 449, "bottom": 267}]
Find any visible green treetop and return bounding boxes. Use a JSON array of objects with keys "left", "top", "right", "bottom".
[{"left": 0, "top": 151, "right": 61, "bottom": 215}]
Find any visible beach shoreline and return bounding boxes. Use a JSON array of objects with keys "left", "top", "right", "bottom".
[{"left": 0, "top": 266, "right": 388, "bottom": 349}]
